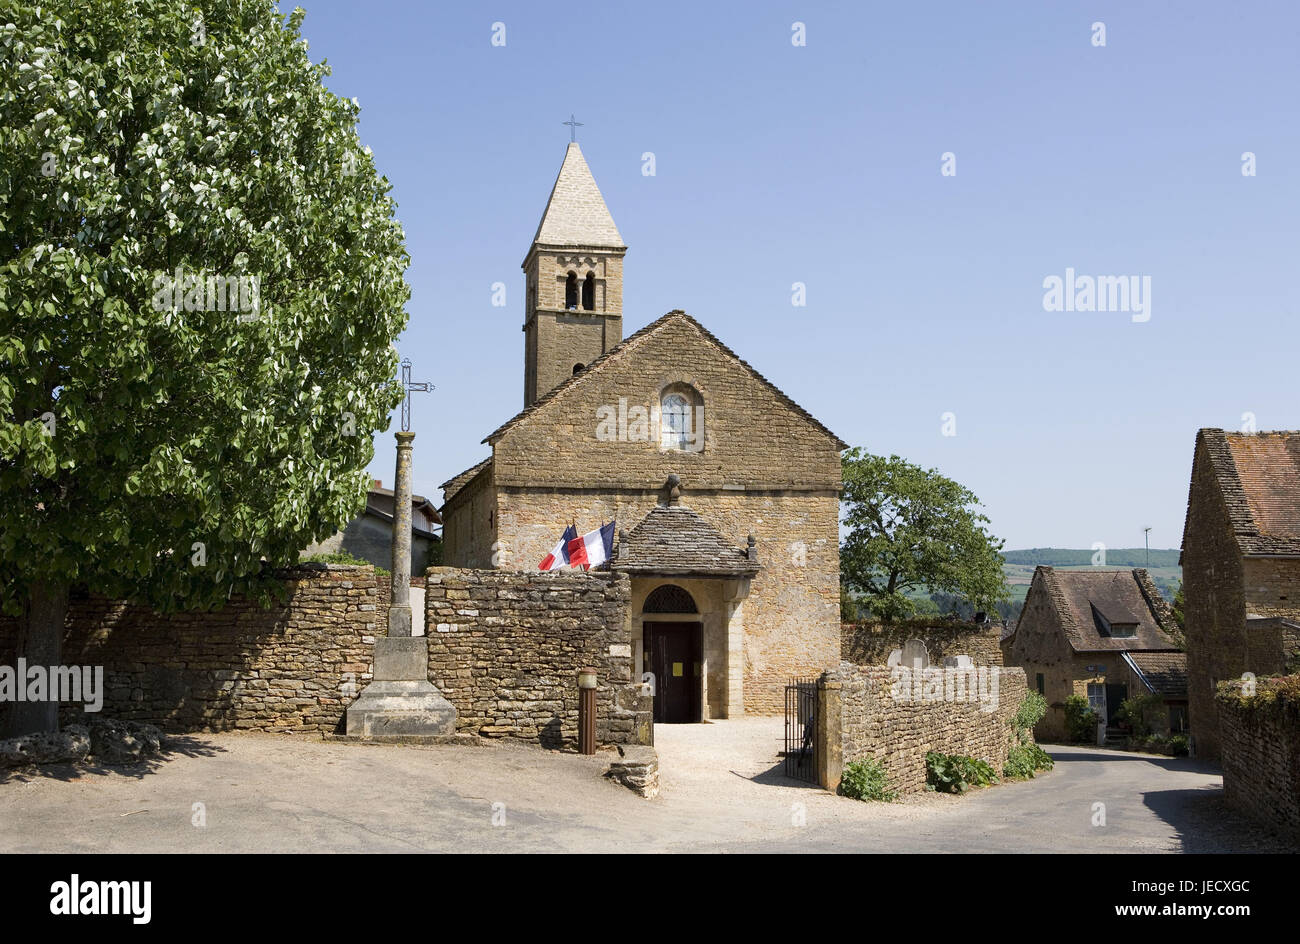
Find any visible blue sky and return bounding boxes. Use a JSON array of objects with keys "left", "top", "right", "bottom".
[{"left": 296, "top": 0, "right": 1298, "bottom": 550}]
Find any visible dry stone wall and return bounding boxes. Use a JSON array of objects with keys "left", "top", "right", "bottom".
[
  {"left": 0, "top": 564, "right": 380, "bottom": 735},
  {"left": 819, "top": 662, "right": 1027, "bottom": 795},
  {"left": 425, "top": 567, "right": 651, "bottom": 747},
  {"left": 842, "top": 621, "right": 1004, "bottom": 667},
  {"left": 1216, "top": 679, "right": 1300, "bottom": 841}
]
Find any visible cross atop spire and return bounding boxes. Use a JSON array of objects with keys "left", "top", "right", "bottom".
[{"left": 562, "top": 113, "right": 583, "bottom": 143}]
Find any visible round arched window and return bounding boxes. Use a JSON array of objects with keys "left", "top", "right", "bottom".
[{"left": 660, "top": 393, "right": 692, "bottom": 451}]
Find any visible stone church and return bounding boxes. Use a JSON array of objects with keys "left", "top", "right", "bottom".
[{"left": 440, "top": 142, "right": 845, "bottom": 717}]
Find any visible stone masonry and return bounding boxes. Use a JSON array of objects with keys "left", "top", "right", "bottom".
[
  {"left": 0, "top": 564, "right": 380, "bottom": 735},
  {"left": 442, "top": 141, "right": 845, "bottom": 720},
  {"left": 1216, "top": 677, "right": 1300, "bottom": 841},
  {"left": 817, "top": 663, "right": 1028, "bottom": 795},
  {"left": 842, "top": 621, "right": 1004, "bottom": 667},
  {"left": 1183, "top": 429, "right": 1300, "bottom": 762},
  {"left": 445, "top": 314, "right": 845, "bottom": 716},
  {"left": 425, "top": 567, "right": 651, "bottom": 748}
]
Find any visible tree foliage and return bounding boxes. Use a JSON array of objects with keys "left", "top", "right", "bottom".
[
  {"left": 0, "top": 1, "right": 409, "bottom": 623},
  {"left": 840, "top": 448, "right": 1009, "bottom": 622}
]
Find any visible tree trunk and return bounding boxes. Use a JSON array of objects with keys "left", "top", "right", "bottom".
[{"left": 7, "top": 581, "right": 69, "bottom": 736}]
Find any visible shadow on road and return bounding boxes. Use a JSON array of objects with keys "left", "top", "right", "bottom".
[
  {"left": 741, "top": 759, "right": 826, "bottom": 790},
  {"left": 1142, "top": 786, "right": 1299, "bottom": 853},
  {"left": 1043, "top": 750, "right": 1218, "bottom": 775},
  {"left": 0, "top": 734, "right": 225, "bottom": 785}
]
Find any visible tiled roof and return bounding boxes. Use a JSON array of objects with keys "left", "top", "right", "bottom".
[
  {"left": 1196, "top": 429, "right": 1300, "bottom": 556},
  {"left": 1123, "top": 651, "right": 1189, "bottom": 696},
  {"left": 483, "top": 310, "right": 848, "bottom": 449},
  {"left": 612, "top": 503, "right": 759, "bottom": 578},
  {"left": 530, "top": 143, "right": 625, "bottom": 250},
  {"left": 366, "top": 487, "right": 442, "bottom": 526},
  {"left": 439, "top": 457, "right": 492, "bottom": 506},
  {"left": 1036, "top": 566, "right": 1181, "bottom": 653}
]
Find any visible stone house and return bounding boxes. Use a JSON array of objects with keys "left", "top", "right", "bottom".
[
  {"left": 440, "top": 142, "right": 845, "bottom": 718},
  {"left": 1000, "top": 567, "right": 1184, "bottom": 740},
  {"left": 303, "top": 481, "right": 441, "bottom": 574},
  {"left": 1181, "top": 428, "right": 1300, "bottom": 762}
]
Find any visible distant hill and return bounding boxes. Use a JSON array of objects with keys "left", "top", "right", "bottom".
[
  {"left": 999, "top": 548, "right": 1182, "bottom": 603},
  {"left": 884, "top": 547, "right": 1181, "bottom": 623},
  {"left": 1001, "top": 547, "right": 1181, "bottom": 568}
]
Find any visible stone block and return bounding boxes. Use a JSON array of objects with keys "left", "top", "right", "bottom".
[{"left": 373, "top": 637, "right": 429, "bottom": 682}]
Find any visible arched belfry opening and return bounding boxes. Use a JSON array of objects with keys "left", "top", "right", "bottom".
[
  {"left": 582, "top": 272, "right": 595, "bottom": 310},
  {"left": 564, "top": 272, "right": 578, "bottom": 310}
]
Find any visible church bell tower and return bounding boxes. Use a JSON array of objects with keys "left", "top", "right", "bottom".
[{"left": 522, "top": 141, "right": 626, "bottom": 407}]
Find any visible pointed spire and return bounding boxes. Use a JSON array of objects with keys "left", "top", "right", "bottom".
[{"left": 532, "top": 143, "right": 624, "bottom": 249}]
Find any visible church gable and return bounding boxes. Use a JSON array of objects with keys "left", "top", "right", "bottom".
[{"left": 489, "top": 311, "right": 844, "bottom": 491}]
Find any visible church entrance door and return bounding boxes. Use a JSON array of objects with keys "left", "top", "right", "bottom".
[{"left": 644, "top": 621, "right": 702, "bottom": 723}]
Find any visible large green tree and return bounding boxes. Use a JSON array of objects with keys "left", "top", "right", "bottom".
[
  {"left": 1, "top": 0, "right": 409, "bottom": 733},
  {"left": 841, "top": 448, "right": 1009, "bottom": 622}
]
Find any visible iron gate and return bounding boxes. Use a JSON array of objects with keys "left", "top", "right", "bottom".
[{"left": 783, "top": 677, "right": 819, "bottom": 783}]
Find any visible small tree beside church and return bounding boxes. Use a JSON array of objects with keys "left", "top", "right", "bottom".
[
  {"left": 0, "top": 0, "right": 409, "bottom": 734},
  {"left": 840, "top": 449, "right": 1009, "bottom": 622}
]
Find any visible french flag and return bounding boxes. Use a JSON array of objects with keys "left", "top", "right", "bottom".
[
  {"left": 567, "top": 521, "right": 616, "bottom": 571},
  {"left": 538, "top": 524, "right": 578, "bottom": 570}
]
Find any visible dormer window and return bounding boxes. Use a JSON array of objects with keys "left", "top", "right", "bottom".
[
  {"left": 565, "top": 272, "right": 578, "bottom": 310},
  {"left": 1091, "top": 603, "right": 1138, "bottom": 638}
]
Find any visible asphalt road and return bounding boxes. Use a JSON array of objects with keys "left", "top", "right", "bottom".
[{"left": 0, "top": 719, "right": 1291, "bottom": 853}]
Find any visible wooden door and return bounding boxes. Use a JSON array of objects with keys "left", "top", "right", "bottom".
[
  {"left": 1105, "top": 683, "right": 1129, "bottom": 726},
  {"left": 644, "top": 621, "right": 702, "bottom": 723}
]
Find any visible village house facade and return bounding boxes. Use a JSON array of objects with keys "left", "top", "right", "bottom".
[
  {"left": 301, "top": 481, "right": 441, "bottom": 574},
  {"left": 440, "top": 143, "right": 845, "bottom": 717},
  {"left": 1181, "top": 429, "right": 1300, "bottom": 762},
  {"left": 1001, "top": 567, "right": 1185, "bottom": 740}
]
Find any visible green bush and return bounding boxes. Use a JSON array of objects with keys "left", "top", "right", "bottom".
[
  {"left": 1115, "top": 693, "right": 1164, "bottom": 737},
  {"left": 926, "top": 751, "right": 999, "bottom": 793},
  {"left": 300, "top": 550, "right": 390, "bottom": 577},
  {"left": 1004, "top": 743, "right": 1055, "bottom": 779},
  {"left": 1064, "top": 694, "right": 1098, "bottom": 743},
  {"left": 1169, "top": 734, "right": 1189, "bottom": 757},
  {"left": 1010, "top": 692, "right": 1048, "bottom": 744},
  {"left": 839, "top": 758, "right": 897, "bottom": 802}
]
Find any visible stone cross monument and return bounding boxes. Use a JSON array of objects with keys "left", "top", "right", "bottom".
[{"left": 345, "top": 397, "right": 456, "bottom": 737}]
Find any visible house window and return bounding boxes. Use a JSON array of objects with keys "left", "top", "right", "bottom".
[
  {"left": 659, "top": 387, "right": 702, "bottom": 452},
  {"left": 1086, "top": 683, "right": 1105, "bottom": 714},
  {"left": 582, "top": 272, "right": 595, "bottom": 310},
  {"left": 1036, "top": 673, "right": 1045, "bottom": 695},
  {"left": 565, "top": 272, "right": 578, "bottom": 309}
]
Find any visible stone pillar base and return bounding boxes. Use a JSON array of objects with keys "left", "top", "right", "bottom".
[{"left": 345, "top": 637, "right": 457, "bottom": 737}]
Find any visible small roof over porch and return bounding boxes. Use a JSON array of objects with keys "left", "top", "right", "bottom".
[{"left": 612, "top": 502, "right": 760, "bottom": 579}]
